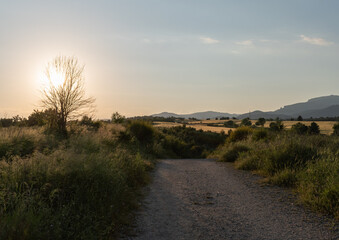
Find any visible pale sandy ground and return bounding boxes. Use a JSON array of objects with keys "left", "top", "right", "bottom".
[{"left": 121, "top": 159, "right": 338, "bottom": 240}]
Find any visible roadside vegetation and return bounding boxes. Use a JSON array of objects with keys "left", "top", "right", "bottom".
[
  {"left": 211, "top": 122, "right": 339, "bottom": 219},
  {"left": 0, "top": 113, "right": 226, "bottom": 239}
]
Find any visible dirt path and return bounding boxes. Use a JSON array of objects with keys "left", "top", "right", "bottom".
[{"left": 122, "top": 159, "right": 338, "bottom": 240}]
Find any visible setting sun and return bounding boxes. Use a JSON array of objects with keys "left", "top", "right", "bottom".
[{"left": 41, "top": 66, "right": 65, "bottom": 88}]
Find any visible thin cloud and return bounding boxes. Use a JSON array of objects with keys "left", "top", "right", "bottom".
[
  {"left": 200, "top": 37, "right": 220, "bottom": 44},
  {"left": 235, "top": 40, "right": 253, "bottom": 46},
  {"left": 300, "top": 35, "right": 333, "bottom": 46}
]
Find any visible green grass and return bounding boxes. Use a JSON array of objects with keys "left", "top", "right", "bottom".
[
  {"left": 212, "top": 129, "right": 339, "bottom": 219},
  {"left": 0, "top": 121, "right": 226, "bottom": 239},
  {"left": 0, "top": 124, "right": 153, "bottom": 239}
]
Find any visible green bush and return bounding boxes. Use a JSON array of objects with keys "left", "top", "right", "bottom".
[
  {"left": 241, "top": 118, "right": 252, "bottom": 126},
  {"left": 0, "top": 135, "right": 35, "bottom": 159},
  {"left": 291, "top": 122, "right": 308, "bottom": 135},
  {"left": 269, "top": 168, "right": 298, "bottom": 187},
  {"left": 332, "top": 122, "right": 339, "bottom": 136},
  {"left": 298, "top": 153, "right": 339, "bottom": 218},
  {"left": 213, "top": 130, "right": 339, "bottom": 218},
  {"left": 127, "top": 121, "right": 156, "bottom": 144},
  {"left": 0, "top": 125, "right": 154, "bottom": 239},
  {"left": 269, "top": 120, "right": 284, "bottom": 131},
  {"left": 219, "top": 144, "right": 250, "bottom": 162},
  {"left": 308, "top": 122, "right": 320, "bottom": 134},
  {"left": 263, "top": 142, "right": 317, "bottom": 174},
  {"left": 228, "top": 126, "right": 253, "bottom": 142},
  {"left": 252, "top": 128, "right": 268, "bottom": 141},
  {"left": 224, "top": 120, "right": 238, "bottom": 128}
]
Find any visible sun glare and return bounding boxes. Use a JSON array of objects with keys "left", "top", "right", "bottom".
[{"left": 40, "top": 66, "right": 65, "bottom": 88}]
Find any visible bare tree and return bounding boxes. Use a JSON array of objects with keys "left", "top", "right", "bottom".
[{"left": 41, "top": 56, "right": 95, "bottom": 135}]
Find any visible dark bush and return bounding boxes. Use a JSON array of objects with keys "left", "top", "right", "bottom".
[
  {"left": 0, "top": 136, "right": 36, "bottom": 159},
  {"left": 127, "top": 121, "right": 156, "bottom": 144},
  {"left": 308, "top": 122, "right": 320, "bottom": 134},
  {"left": 332, "top": 122, "right": 339, "bottom": 136},
  {"left": 228, "top": 126, "right": 253, "bottom": 142},
  {"left": 220, "top": 144, "right": 250, "bottom": 162},
  {"left": 241, "top": 118, "right": 252, "bottom": 126},
  {"left": 255, "top": 118, "right": 266, "bottom": 127},
  {"left": 266, "top": 142, "right": 317, "bottom": 174},
  {"left": 252, "top": 128, "right": 268, "bottom": 141},
  {"left": 269, "top": 120, "right": 284, "bottom": 131},
  {"left": 292, "top": 122, "right": 308, "bottom": 135}
]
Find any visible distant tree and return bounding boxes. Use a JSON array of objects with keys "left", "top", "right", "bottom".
[
  {"left": 332, "top": 122, "right": 339, "bottom": 136},
  {"left": 0, "top": 118, "right": 13, "bottom": 128},
  {"left": 111, "top": 112, "right": 125, "bottom": 123},
  {"left": 269, "top": 119, "right": 284, "bottom": 131},
  {"left": 41, "top": 56, "right": 95, "bottom": 136},
  {"left": 224, "top": 120, "right": 238, "bottom": 128},
  {"left": 27, "top": 109, "right": 58, "bottom": 127},
  {"left": 206, "top": 118, "right": 210, "bottom": 120},
  {"left": 215, "top": 117, "right": 219, "bottom": 120},
  {"left": 255, "top": 118, "right": 266, "bottom": 127},
  {"left": 241, "top": 118, "right": 252, "bottom": 126},
  {"left": 291, "top": 122, "right": 308, "bottom": 134},
  {"left": 297, "top": 115, "right": 303, "bottom": 121},
  {"left": 308, "top": 122, "right": 320, "bottom": 134}
]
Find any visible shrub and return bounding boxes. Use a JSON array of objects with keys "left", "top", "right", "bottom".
[
  {"left": 0, "top": 135, "right": 36, "bottom": 159},
  {"left": 127, "top": 121, "right": 156, "bottom": 144},
  {"left": 252, "top": 128, "right": 268, "bottom": 141},
  {"left": 111, "top": 112, "right": 125, "bottom": 123},
  {"left": 269, "top": 120, "right": 284, "bottom": 131},
  {"left": 308, "top": 122, "right": 320, "bottom": 134},
  {"left": 269, "top": 168, "right": 298, "bottom": 187},
  {"left": 255, "top": 118, "right": 266, "bottom": 127},
  {"left": 219, "top": 144, "right": 250, "bottom": 162},
  {"left": 0, "top": 128, "right": 153, "bottom": 239},
  {"left": 263, "top": 141, "right": 317, "bottom": 175},
  {"left": 298, "top": 153, "right": 339, "bottom": 218},
  {"left": 241, "top": 118, "right": 252, "bottom": 126},
  {"left": 291, "top": 122, "right": 308, "bottom": 135},
  {"left": 224, "top": 120, "right": 238, "bottom": 128},
  {"left": 228, "top": 126, "right": 253, "bottom": 142},
  {"left": 332, "top": 122, "right": 339, "bottom": 136}
]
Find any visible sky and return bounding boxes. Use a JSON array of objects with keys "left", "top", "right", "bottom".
[{"left": 1, "top": 0, "right": 339, "bottom": 118}]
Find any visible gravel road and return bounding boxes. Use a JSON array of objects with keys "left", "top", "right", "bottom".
[{"left": 122, "top": 159, "right": 338, "bottom": 240}]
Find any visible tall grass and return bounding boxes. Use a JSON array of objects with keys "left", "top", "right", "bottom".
[
  {"left": 212, "top": 128, "right": 339, "bottom": 218},
  {"left": 0, "top": 121, "right": 226, "bottom": 238},
  {"left": 0, "top": 124, "right": 153, "bottom": 239}
]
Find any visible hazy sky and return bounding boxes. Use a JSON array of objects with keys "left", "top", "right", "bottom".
[{"left": 1, "top": 0, "right": 339, "bottom": 118}]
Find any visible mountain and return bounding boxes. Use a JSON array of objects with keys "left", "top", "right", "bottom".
[
  {"left": 238, "top": 95, "right": 339, "bottom": 119},
  {"left": 237, "top": 111, "right": 291, "bottom": 120},
  {"left": 274, "top": 95, "right": 339, "bottom": 116},
  {"left": 152, "top": 111, "right": 238, "bottom": 120},
  {"left": 151, "top": 95, "right": 339, "bottom": 120},
  {"left": 298, "top": 105, "right": 339, "bottom": 118}
]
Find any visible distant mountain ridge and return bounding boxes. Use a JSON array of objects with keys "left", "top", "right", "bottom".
[
  {"left": 152, "top": 95, "right": 339, "bottom": 120},
  {"left": 152, "top": 111, "right": 238, "bottom": 120}
]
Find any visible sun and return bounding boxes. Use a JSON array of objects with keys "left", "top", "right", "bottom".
[{"left": 40, "top": 66, "right": 65, "bottom": 88}]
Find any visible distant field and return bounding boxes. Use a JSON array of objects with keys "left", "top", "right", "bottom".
[{"left": 154, "top": 120, "right": 337, "bottom": 135}]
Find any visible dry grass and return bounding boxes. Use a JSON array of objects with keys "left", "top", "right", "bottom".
[
  {"left": 154, "top": 120, "right": 337, "bottom": 135},
  {"left": 264, "top": 121, "right": 335, "bottom": 135}
]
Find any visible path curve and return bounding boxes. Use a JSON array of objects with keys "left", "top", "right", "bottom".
[{"left": 122, "top": 159, "right": 338, "bottom": 240}]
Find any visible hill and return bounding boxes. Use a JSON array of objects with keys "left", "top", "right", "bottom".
[
  {"left": 274, "top": 95, "right": 339, "bottom": 116},
  {"left": 152, "top": 111, "right": 238, "bottom": 120},
  {"left": 151, "top": 95, "right": 339, "bottom": 120}
]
